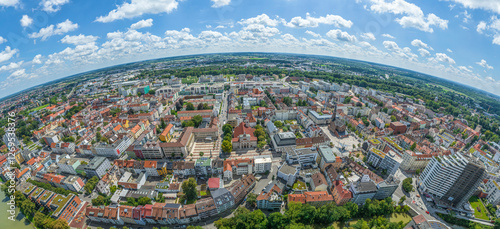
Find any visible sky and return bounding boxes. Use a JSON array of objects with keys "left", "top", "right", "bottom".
[{"left": 0, "top": 0, "right": 499, "bottom": 99}]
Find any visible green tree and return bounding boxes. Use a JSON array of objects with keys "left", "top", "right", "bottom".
[
  {"left": 181, "top": 178, "right": 198, "bottom": 202},
  {"left": 246, "top": 193, "right": 258, "bottom": 207},
  {"left": 186, "top": 102, "right": 195, "bottom": 111},
  {"left": 222, "top": 140, "right": 232, "bottom": 153},
  {"left": 191, "top": 115, "right": 203, "bottom": 127},
  {"left": 402, "top": 178, "right": 413, "bottom": 193},
  {"left": 274, "top": 121, "right": 283, "bottom": 128}
]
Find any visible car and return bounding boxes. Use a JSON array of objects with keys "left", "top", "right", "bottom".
[{"left": 426, "top": 211, "right": 430, "bottom": 214}]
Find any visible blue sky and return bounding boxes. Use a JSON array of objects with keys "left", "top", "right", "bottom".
[{"left": 0, "top": 0, "right": 499, "bottom": 98}]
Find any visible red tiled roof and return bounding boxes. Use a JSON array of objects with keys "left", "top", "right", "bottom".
[{"left": 208, "top": 178, "right": 220, "bottom": 189}]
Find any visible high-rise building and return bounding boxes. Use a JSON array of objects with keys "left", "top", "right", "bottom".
[{"left": 419, "top": 153, "right": 485, "bottom": 208}]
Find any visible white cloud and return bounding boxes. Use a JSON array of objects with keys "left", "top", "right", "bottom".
[
  {"left": 383, "top": 40, "right": 400, "bottom": 51},
  {"left": 20, "top": 15, "right": 33, "bottom": 27},
  {"left": 411, "top": 39, "right": 433, "bottom": 50},
  {"left": 29, "top": 19, "right": 79, "bottom": 41},
  {"left": 231, "top": 24, "right": 280, "bottom": 42},
  {"left": 305, "top": 30, "right": 321, "bottom": 38},
  {"left": 96, "top": 0, "right": 178, "bottom": 23},
  {"left": 281, "top": 34, "right": 299, "bottom": 42},
  {"left": 211, "top": 0, "right": 230, "bottom": 8},
  {"left": 0, "top": 36, "right": 6, "bottom": 44},
  {"left": 61, "top": 34, "right": 99, "bottom": 45},
  {"left": 476, "top": 59, "right": 493, "bottom": 69},
  {"left": 283, "top": 13, "right": 353, "bottom": 28},
  {"left": 367, "top": 0, "right": 448, "bottom": 32},
  {"left": 361, "top": 32, "right": 376, "bottom": 40},
  {"left": 494, "top": 34, "right": 500, "bottom": 45},
  {"left": 445, "top": 0, "right": 500, "bottom": 15},
  {"left": 435, "top": 53, "right": 455, "bottom": 64},
  {"left": 215, "top": 25, "right": 226, "bottom": 29},
  {"left": 32, "top": 54, "right": 43, "bottom": 64},
  {"left": 477, "top": 21, "right": 487, "bottom": 33},
  {"left": 130, "top": 19, "right": 153, "bottom": 30},
  {"left": 40, "top": 0, "right": 69, "bottom": 13},
  {"left": 326, "top": 29, "right": 357, "bottom": 42},
  {"left": 0, "top": 0, "right": 19, "bottom": 7},
  {"left": 418, "top": 48, "right": 430, "bottom": 57},
  {"left": 239, "top": 14, "right": 280, "bottom": 27},
  {"left": 446, "top": 48, "right": 453, "bottom": 53},
  {"left": 458, "top": 66, "right": 472, "bottom": 72},
  {"left": 382, "top": 33, "right": 395, "bottom": 39},
  {"left": 0, "top": 61, "right": 23, "bottom": 72},
  {"left": 198, "top": 30, "right": 230, "bottom": 43},
  {"left": 0, "top": 46, "right": 18, "bottom": 63}
]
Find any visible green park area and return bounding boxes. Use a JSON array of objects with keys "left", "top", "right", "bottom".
[{"left": 469, "top": 196, "right": 489, "bottom": 220}]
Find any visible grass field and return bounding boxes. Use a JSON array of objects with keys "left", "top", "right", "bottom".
[
  {"left": 469, "top": 196, "right": 489, "bottom": 220},
  {"left": 292, "top": 180, "right": 307, "bottom": 190},
  {"left": 345, "top": 213, "right": 412, "bottom": 228},
  {"left": 28, "top": 104, "right": 49, "bottom": 113}
]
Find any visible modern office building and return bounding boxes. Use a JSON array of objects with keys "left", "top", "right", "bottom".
[{"left": 419, "top": 153, "right": 486, "bottom": 208}]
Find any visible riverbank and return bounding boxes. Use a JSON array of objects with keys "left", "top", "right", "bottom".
[{"left": 0, "top": 189, "right": 34, "bottom": 229}]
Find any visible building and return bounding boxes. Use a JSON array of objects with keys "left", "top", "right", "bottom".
[
  {"left": 257, "top": 182, "right": 284, "bottom": 210},
  {"left": 317, "top": 145, "right": 342, "bottom": 170},
  {"left": 272, "top": 132, "right": 297, "bottom": 152},
  {"left": 94, "top": 136, "right": 133, "bottom": 158},
  {"left": 286, "top": 148, "right": 318, "bottom": 167},
  {"left": 350, "top": 175, "right": 378, "bottom": 205},
  {"left": 419, "top": 153, "right": 486, "bottom": 208},
  {"left": 57, "top": 158, "right": 81, "bottom": 175},
  {"left": 331, "top": 180, "right": 352, "bottom": 206},
  {"left": 195, "top": 198, "right": 218, "bottom": 219},
  {"left": 208, "top": 177, "right": 221, "bottom": 191},
  {"left": 84, "top": 157, "right": 112, "bottom": 179},
  {"left": 310, "top": 172, "right": 328, "bottom": 191},
  {"left": 195, "top": 158, "right": 212, "bottom": 176},
  {"left": 160, "top": 124, "right": 174, "bottom": 142},
  {"left": 232, "top": 122, "right": 257, "bottom": 150},
  {"left": 373, "top": 175, "right": 399, "bottom": 200},
  {"left": 277, "top": 164, "right": 300, "bottom": 186},
  {"left": 118, "top": 172, "right": 147, "bottom": 190},
  {"left": 288, "top": 191, "right": 334, "bottom": 207},
  {"left": 485, "top": 179, "right": 500, "bottom": 206},
  {"left": 63, "top": 175, "right": 85, "bottom": 192},
  {"left": 211, "top": 188, "right": 235, "bottom": 214},
  {"left": 253, "top": 155, "right": 272, "bottom": 174},
  {"left": 366, "top": 148, "right": 402, "bottom": 175},
  {"left": 308, "top": 110, "right": 332, "bottom": 125},
  {"left": 223, "top": 158, "right": 253, "bottom": 181},
  {"left": 389, "top": 122, "right": 407, "bottom": 135}
]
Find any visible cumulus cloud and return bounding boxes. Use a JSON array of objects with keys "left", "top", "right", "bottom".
[
  {"left": 445, "top": 0, "right": 500, "bottom": 15},
  {"left": 239, "top": 14, "right": 280, "bottom": 27},
  {"left": 326, "top": 29, "right": 357, "bottom": 42},
  {"left": 20, "top": 15, "right": 33, "bottom": 27},
  {"left": 130, "top": 19, "right": 153, "bottom": 30},
  {"left": 476, "top": 59, "right": 493, "bottom": 69},
  {"left": 418, "top": 48, "right": 430, "bottom": 57},
  {"left": 382, "top": 33, "right": 395, "bottom": 39},
  {"left": 447, "top": 48, "right": 453, "bottom": 53},
  {"left": 411, "top": 39, "right": 433, "bottom": 50},
  {"left": 367, "top": 0, "right": 448, "bottom": 32},
  {"left": 435, "top": 53, "right": 456, "bottom": 64},
  {"left": 29, "top": 19, "right": 79, "bottom": 41},
  {"left": 477, "top": 21, "right": 487, "bottom": 33},
  {"left": 40, "top": 0, "right": 69, "bottom": 12},
  {"left": 0, "top": 61, "right": 23, "bottom": 72},
  {"left": 458, "top": 66, "right": 472, "bottom": 72},
  {"left": 61, "top": 34, "right": 99, "bottom": 45},
  {"left": 305, "top": 30, "right": 321, "bottom": 38},
  {"left": 283, "top": 13, "right": 353, "bottom": 28},
  {"left": 96, "top": 0, "right": 178, "bottom": 23},
  {"left": 32, "top": 54, "right": 43, "bottom": 64},
  {"left": 361, "top": 32, "right": 376, "bottom": 40},
  {"left": 0, "top": 0, "right": 19, "bottom": 7},
  {"left": 0, "top": 46, "right": 18, "bottom": 63},
  {"left": 0, "top": 36, "right": 6, "bottom": 44},
  {"left": 211, "top": 0, "right": 230, "bottom": 8}
]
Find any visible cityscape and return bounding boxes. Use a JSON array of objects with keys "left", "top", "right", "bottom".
[{"left": 1, "top": 1, "right": 500, "bottom": 229}]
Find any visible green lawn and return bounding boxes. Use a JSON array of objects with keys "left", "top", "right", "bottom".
[
  {"left": 28, "top": 104, "right": 49, "bottom": 113},
  {"left": 292, "top": 181, "right": 307, "bottom": 190},
  {"left": 469, "top": 196, "right": 489, "bottom": 220},
  {"left": 345, "top": 213, "right": 412, "bottom": 228}
]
